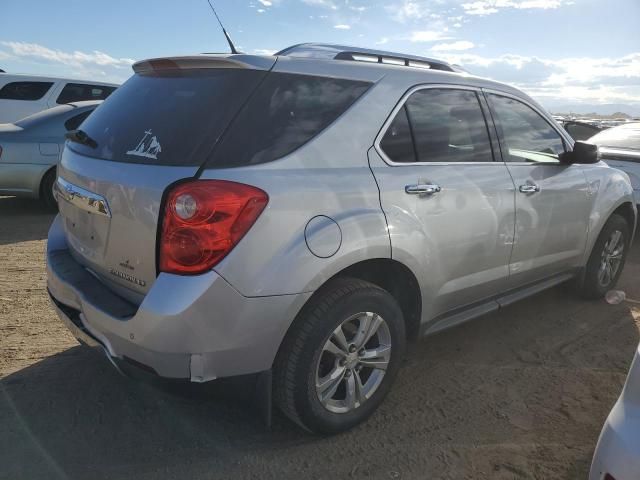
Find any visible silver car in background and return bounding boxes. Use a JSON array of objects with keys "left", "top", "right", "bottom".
[
  {"left": 591, "top": 343, "right": 640, "bottom": 480},
  {"left": 0, "top": 100, "right": 101, "bottom": 208},
  {"left": 589, "top": 123, "right": 640, "bottom": 207},
  {"left": 46, "top": 44, "right": 637, "bottom": 434}
]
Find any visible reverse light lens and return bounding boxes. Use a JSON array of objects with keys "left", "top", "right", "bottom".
[
  {"left": 174, "top": 193, "right": 197, "bottom": 220},
  {"left": 159, "top": 180, "right": 268, "bottom": 275}
]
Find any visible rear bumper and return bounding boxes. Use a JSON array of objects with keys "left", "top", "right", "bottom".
[{"left": 46, "top": 214, "right": 312, "bottom": 381}]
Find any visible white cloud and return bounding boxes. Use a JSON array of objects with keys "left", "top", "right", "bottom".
[
  {"left": 431, "top": 40, "right": 475, "bottom": 51},
  {"left": 302, "top": 0, "right": 338, "bottom": 10},
  {"left": 0, "top": 41, "right": 135, "bottom": 83},
  {"left": 462, "top": 0, "right": 571, "bottom": 16},
  {"left": 1, "top": 41, "right": 134, "bottom": 68},
  {"left": 376, "top": 37, "right": 390, "bottom": 45},
  {"left": 433, "top": 51, "right": 640, "bottom": 106},
  {"left": 388, "top": 1, "right": 428, "bottom": 22},
  {"left": 253, "top": 48, "right": 276, "bottom": 55},
  {"left": 257, "top": 8, "right": 266, "bottom": 12},
  {"left": 258, "top": 0, "right": 272, "bottom": 5},
  {"left": 409, "top": 30, "right": 451, "bottom": 42},
  {"left": 334, "top": 24, "right": 351, "bottom": 29}
]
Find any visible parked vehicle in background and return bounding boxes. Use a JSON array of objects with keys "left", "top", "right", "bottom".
[
  {"left": 46, "top": 44, "right": 637, "bottom": 434},
  {"left": 589, "top": 123, "right": 640, "bottom": 206},
  {"left": 0, "top": 73, "right": 116, "bottom": 123},
  {"left": 0, "top": 100, "right": 102, "bottom": 208},
  {"left": 562, "top": 120, "right": 603, "bottom": 141},
  {"left": 590, "top": 342, "right": 640, "bottom": 480}
]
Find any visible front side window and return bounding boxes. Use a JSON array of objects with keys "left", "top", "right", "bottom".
[
  {"left": 488, "top": 94, "right": 565, "bottom": 163},
  {"left": 0, "top": 81, "right": 54, "bottom": 100},
  {"left": 380, "top": 88, "right": 493, "bottom": 163},
  {"left": 56, "top": 83, "right": 117, "bottom": 104}
]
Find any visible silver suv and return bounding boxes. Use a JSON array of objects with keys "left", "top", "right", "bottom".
[{"left": 47, "top": 44, "right": 637, "bottom": 434}]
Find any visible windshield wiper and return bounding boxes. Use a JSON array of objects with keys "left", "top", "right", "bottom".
[{"left": 65, "top": 129, "right": 98, "bottom": 149}]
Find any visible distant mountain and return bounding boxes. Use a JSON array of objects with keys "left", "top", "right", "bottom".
[{"left": 543, "top": 102, "right": 640, "bottom": 117}]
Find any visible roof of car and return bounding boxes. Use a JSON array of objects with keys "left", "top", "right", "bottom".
[
  {"left": 134, "top": 44, "right": 533, "bottom": 108},
  {"left": 275, "top": 43, "right": 466, "bottom": 73},
  {"left": 0, "top": 72, "right": 119, "bottom": 87},
  {"left": 590, "top": 122, "right": 640, "bottom": 151}
]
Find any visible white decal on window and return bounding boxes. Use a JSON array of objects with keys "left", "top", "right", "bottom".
[{"left": 126, "top": 130, "right": 162, "bottom": 159}]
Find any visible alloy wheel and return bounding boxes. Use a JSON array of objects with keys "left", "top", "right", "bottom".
[
  {"left": 598, "top": 229, "right": 625, "bottom": 288},
  {"left": 315, "top": 312, "right": 392, "bottom": 414}
]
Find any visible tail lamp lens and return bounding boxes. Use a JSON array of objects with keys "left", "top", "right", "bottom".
[{"left": 159, "top": 180, "right": 268, "bottom": 275}]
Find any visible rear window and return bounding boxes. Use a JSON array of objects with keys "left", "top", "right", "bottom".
[
  {"left": 66, "top": 69, "right": 268, "bottom": 166},
  {"left": 56, "top": 83, "right": 117, "bottom": 104},
  {"left": 205, "top": 73, "right": 371, "bottom": 167},
  {"left": 0, "top": 81, "right": 53, "bottom": 100}
]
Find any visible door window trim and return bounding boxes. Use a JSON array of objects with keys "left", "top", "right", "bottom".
[
  {"left": 374, "top": 84, "right": 499, "bottom": 167},
  {"left": 481, "top": 88, "right": 575, "bottom": 167}
]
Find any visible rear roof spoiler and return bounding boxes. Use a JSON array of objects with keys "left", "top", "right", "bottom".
[{"left": 132, "top": 55, "right": 275, "bottom": 74}]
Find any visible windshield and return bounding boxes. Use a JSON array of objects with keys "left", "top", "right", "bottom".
[{"left": 589, "top": 123, "right": 640, "bottom": 150}]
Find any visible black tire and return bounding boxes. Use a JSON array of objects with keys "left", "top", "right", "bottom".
[
  {"left": 40, "top": 168, "right": 58, "bottom": 211},
  {"left": 580, "top": 213, "right": 630, "bottom": 299},
  {"left": 274, "top": 277, "right": 406, "bottom": 434}
]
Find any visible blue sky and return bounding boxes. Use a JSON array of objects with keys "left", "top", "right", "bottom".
[{"left": 2, "top": 0, "right": 639, "bottom": 111}]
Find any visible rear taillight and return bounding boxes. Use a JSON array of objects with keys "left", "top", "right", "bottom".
[{"left": 159, "top": 180, "right": 268, "bottom": 275}]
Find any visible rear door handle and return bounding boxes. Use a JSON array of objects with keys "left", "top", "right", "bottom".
[
  {"left": 519, "top": 184, "right": 540, "bottom": 194},
  {"left": 405, "top": 184, "right": 441, "bottom": 196}
]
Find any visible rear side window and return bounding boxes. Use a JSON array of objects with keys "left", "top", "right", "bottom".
[
  {"left": 206, "top": 73, "right": 371, "bottom": 167},
  {"left": 64, "top": 110, "right": 93, "bottom": 131},
  {"left": 66, "top": 69, "right": 268, "bottom": 166},
  {"left": 488, "top": 94, "right": 565, "bottom": 163},
  {"left": 380, "top": 88, "right": 493, "bottom": 163},
  {"left": 380, "top": 105, "right": 416, "bottom": 163},
  {"left": 0, "top": 81, "right": 53, "bottom": 100},
  {"left": 56, "top": 83, "right": 117, "bottom": 104}
]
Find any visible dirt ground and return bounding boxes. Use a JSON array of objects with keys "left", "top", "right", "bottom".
[{"left": 1, "top": 195, "right": 639, "bottom": 480}]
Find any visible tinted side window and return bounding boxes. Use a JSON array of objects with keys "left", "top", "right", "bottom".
[
  {"left": 64, "top": 110, "right": 93, "bottom": 131},
  {"left": 405, "top": 89, "right": 493, "bottom": 163},
  {"left": 207, "top": 73, "right": 371, "bottom": 167},
  {"left": 563, "top": 122, "right": 601, "bottom": 142},
  {"left": 488, "top": 94, "right": 565, "bottom": 163},
  {"left": 0, "top": 81, "right": 54, "bottom": 100},
  {"left": 380, "top": 105, "right": 416, "bottom": 163},
  {"left": 56, "top": 83, "right": 116, "bottom": 104}
]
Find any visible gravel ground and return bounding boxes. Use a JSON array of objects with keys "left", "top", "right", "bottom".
[{"left": 1, "top": 195, "right": 639, "bottom": 480}]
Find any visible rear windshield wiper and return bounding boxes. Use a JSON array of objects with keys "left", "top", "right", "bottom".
[{"left": 65, "top": 129, "right": 98, "bottom": 149}]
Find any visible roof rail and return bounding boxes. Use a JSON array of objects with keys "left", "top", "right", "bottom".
[{"left": 275, "top": 43, "right": 465, "bottom": 73}]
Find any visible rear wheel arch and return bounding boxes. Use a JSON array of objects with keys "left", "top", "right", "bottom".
[
  {"left": 281, "top": 258, "right": 422, "bottom": 348},
  {"left": 611, "top": 202, "right": 637, "bottom": 233}
]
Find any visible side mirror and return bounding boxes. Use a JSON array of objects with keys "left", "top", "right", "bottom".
[{"left": 559, "top": 141, "right": 599, "bottom": 164}]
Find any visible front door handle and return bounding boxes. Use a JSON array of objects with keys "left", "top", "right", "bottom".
[
  {"left": 405, "top": 184, "right": 441, "bottom": 196},
  {"left": 519, "top": 184, "right": 540, "bottom": 194}
]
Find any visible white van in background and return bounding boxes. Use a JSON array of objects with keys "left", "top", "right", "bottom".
[{"left": 0, "top": 73, "right": 118, "bottom": 123}]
